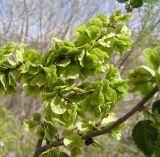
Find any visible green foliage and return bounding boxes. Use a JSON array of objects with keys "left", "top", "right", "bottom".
[
  {"left": 132, "top": 120, "right": 158, "bottom": 157},
  {"left": 33, "top": 113, "right": 41, "bottom": 122},
  {"left": 143, "top": 47, "right": 160, "bottom": 70},
  {"left": 127, "top": 65, "right": 155, "bottom": 95},
  {"left": 132, "top": 102, "right": 160, "bottom": 157},
  {"left": 2, "top": 9, "right": 160, "bottom": 157},
  {"left": 127, "top": 47, "right": 160, "bottom": 96},
  {"left": 130, "top": 0, "right": 143, "bottom": 8},
  {"left": 154, "top": 134, "right": 160, "bottom": 157},
  {"left": 127, "top": 46, "right": 160, "bottom": 157},
  {"left": 0, "top": 104, "right": 35, "bottom": 157},
  {"left": 40, "top": 148, "right": 70, "bottom": 157},
  {"left": 152, "top": 100, "right": 160, "bottom": 114},
  {"left": 64, "top": 134, "right": 84, "bottom": 157},
  {"left": 117, "top": 0, "right": 129, "bottom": 3},
  {"left": 24, "top": 119, "right": 38, "bottom": 132},
  {"left": 0, "top": 10, "right": 132, "bottom": 156}
]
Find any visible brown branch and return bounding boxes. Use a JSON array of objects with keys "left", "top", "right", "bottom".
[
  {"left": 34, "top": 86, "right": 159, "bottom": 156},
  {"left": 33, "top": 139, "right": 43, "bottom": 157}
]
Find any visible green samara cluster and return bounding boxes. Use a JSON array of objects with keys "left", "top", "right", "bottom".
[{"left": 0, "top": 11, "right": 132, "bottom": 156}]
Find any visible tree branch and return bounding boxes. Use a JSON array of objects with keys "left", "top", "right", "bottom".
[
  {"left": 34, "top": 86, "right": 159, "bottom": 156},
  {"left": 33, "top": 139, "right": 43, "bottom": 157},
  {"left": 84, "top": 86, "right": 159, "bottom": 138}
]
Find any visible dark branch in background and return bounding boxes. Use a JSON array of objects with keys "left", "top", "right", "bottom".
[
  {"left": 34, "top": 86, "right": 159, "bottom": 157},
  {"left": 117, "top": 51, "right": 131, "bottom": 69}
]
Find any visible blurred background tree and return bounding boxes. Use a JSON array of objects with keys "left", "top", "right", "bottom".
[
  {"left": 0, "top": 0, "right": 159, "bottom": 156},
  {"left": 0, "top": 104, "right": 35, "bottom": 157}
]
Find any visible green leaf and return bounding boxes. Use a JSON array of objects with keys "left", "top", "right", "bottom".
[
  {"left": 83, "top": 48, "right": 109, "bottom": 74},
  {"left": 40, "top": 148, "right": 59, "bottom": 157},
  {"left": 44, "top": 120, "right": 57, "bottom": 141},
  {"left": 117, "top": 0, "right": 129, "bottom": 3},
  {"left": 64, "top": 134, "right": 84, "bottom": 149},
  {"left": 40, "top": 150, "right": 70, "bottom": 157},
  {"left": 106, "top": 65, "right": 120, "bottom": 81},
  {"left": 16, "top": 44, "right": 25, "bottom": 61},
  {"left": 113, "top": 10, "right": 122, "bottom": 17},
  {"left": 50, "top": 96, "right": 66, "bottom": 114},
  {"left": 74, "top": 25, "right": 86, "bottom": 37},
  {"left": 63, "top": 40, "right": 75, "bottom": 47},
  {"left": 78, "top": 50, "right": 85, "bottom": 67},
  {"left": 33, "top": 113, "right": 41, "bottom": 122},
  {"left": 76, "top": 120, "right": 96, "bottom": 134},
  {"left": 108, "top": 125, "right": 123, "bottom": 140},
  {"left": 111, "top": 81, "right": 127, "bottom": 100},
  {"left": 132, "top": 120, "right": 158, "bottom": 157},
  {"left": 36, "top": 126, "right": 45, "bottom": 139},
  {"left": 152, "top": 100, "right": 160, "bottom": 115},
  {"left": 1, "top": 58, "right": 16, "bottom": 68},
  {"left": 71, "top": 148, "right": 81, "bottom": 157},
  {"left": 97, "top": 14, "right": 109, "bottom": 24},
  {"left": 43, "top": 65, "right": 57, "bottom": 84},
  {"left": 143, "top": 47, "right": 160, "bottom": 70},
  {"left": 51, "top": 37, "right": 62, "bottom": 49},
  {"left": 57, "top": 58, "right": 71, "bottom": 67},
  {"left": 138, "top": 65, "right": 155, "bottom": 77},
  {"left": 59, "top": 64, "right": 80, "bottom": 80},
  {"left": 8, "top": 75, "right": 16, "bottom": 87},
  {"left": 42, "top": 91, "right": 57, "bottom": 101},
  {"left": 30, "top": 73, "right": 46, "bottom": 87},
  {"left": 113, "top": 35, "right": 131, "bottom": 55},
  {"left": 130, "top": 0, "right": 143, "bottom": 8},
  {"left": 106, "top": 65, "right": 127, "bottom": 100},
  {"left": 127, "top": 66, "right": 154, "bottom": 96},
  {"left": 115, "top": 24, "right": 131, "bottom": 36},
  {"left": 0, "top": 74, "right": 7, "bottom": 90},
  {"left": 24, "top": 120, "right": 38, "bottom": 132},
  {"left": 24, "top": 49, "right": 41, "bottom": 63},
  {"left": 59, "top": 152, "right": 70, "bottom": 157},
  {"left": 0, "top": 74, "right": 16, "bottom": 94},
  {"left": 115, "top": 13, "right": 132, "bottom": 22},
  {"left": 156, "top": 66, "right": 160, "bottom": 89},
  {"left": 23, "top": 84, "right": 41, "bottom": 96},
  {"left": 76, "top": 122, "right": 89, "bottom": 132},
  {"left": 53, "top": 104, "right": 77, "bottom": 126},
  {"left": 155, "top": 133, "right": 160, "bottom": 157},
  {"left": 101, "top": 113, "right": 116, "bottom": 127},
  {"left": 98, "top": 37, "right": 111, "bottom": 48},
  {"left": 64, "top": 134, "right": 84, "bottom": 156},
  {"left": 85, "top": 25, "right": 101, "bottom": 40},
  {"left": 88, "top": 17, "right": 103, "bottom": 28},
  {"left": 20, "top": 62, "right": 40, "bottom": 75},
  {"left": 0, "top": 42, "right": 16, "bottom": 62}
]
